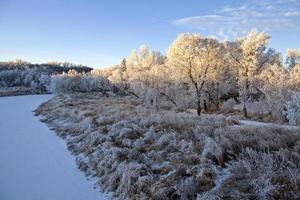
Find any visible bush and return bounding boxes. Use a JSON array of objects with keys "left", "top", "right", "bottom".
[
  {"left": 50, "top": 70, "right": 112, "bottom": 94},
  {"left": 220, "top": 98, "right": 237, "bottom": 113}
]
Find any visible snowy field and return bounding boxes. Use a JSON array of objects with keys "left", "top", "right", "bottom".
[{"left": 0, "top": 95, "right": 110, "bottom": 200}]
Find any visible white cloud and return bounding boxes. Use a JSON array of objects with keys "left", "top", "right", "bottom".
[
  {"left": 216, "top": 5, "right": 247, "bottom": 14},
  {"left": 284, "top": 10, "right": 300, "bottom": 16},
  {"left": 172, "top": 0, "right": 300, "bottom": 39},
  {"left": 173, "top": 15, "right": 236, "bottom": 30}
]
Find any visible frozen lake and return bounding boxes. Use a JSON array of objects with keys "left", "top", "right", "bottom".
[{"left": 0, "top": 95, "right": 110, "bottom": 200}]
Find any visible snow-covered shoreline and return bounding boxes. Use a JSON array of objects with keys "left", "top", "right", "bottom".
[{"left": 0, "top": 95, "right": 110, "bottom": 200}]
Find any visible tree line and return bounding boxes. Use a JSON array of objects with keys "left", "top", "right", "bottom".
[
  {"left": 1, "top": 30, "right": 300, "bottom": 125},
  {"left": 95, "top": 30, "right": 300, "bottom": 125}
]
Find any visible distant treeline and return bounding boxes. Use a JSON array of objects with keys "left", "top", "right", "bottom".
[
  {"left": 0, "top": 60, "right": 93, "bottom": 93},
  {"left": 0, "top": 59, "right": 92, "bottom": 73}
]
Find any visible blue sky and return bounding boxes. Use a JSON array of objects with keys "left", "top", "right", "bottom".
[{"left": 0, "top": 0, "right": 299, "bottom": 68}]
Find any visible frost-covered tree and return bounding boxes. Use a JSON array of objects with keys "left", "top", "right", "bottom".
[
  {"left": 141, "top": 64, "right": 185, "bottom": 108},
  {"left": 286, "top": 49, "right": 300, "bottom": 69},
  {"left": 110, "top": 45, "right": 167, "bottom": 99},
  {"left": 126, "top": 45, "right": 166, "bottom": 82},
  {"left": 120, "top": 58, "right": 127, "bottom": 72},
  {"left": 226, "top": 30, "right": 279, "bottom": 117},
  {"left": 51, "top": 70, "right": 111, "bottom": 94},
  {"left": 167, "top": 33, "right": 227, "bottom": 115},
  {"left": 288, "top": 49, "right": 300, "bottom": 89},
  {"left": 0, "top": 67, "right": 52, "bottom": 92},
  {"left": 259, "top": 64, "right": 290, "bottom": 120}
]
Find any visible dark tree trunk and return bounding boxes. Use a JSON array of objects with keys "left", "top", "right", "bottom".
[
  {"left": 207, "top": 92, "right": 211, "bottom": 111},
  {"left": 216, "top": 100, "right": 220, "bottom": 111},
  {"left": 203, "top": 100, "right": 208, "bottom": 112},
  {"left": 216, "top": 85, "right": 220, "bottom": 110},
  {"left": 243, "top": 81, "right": 250, "bottom": 118},
  {"left": 197, "top": 99, "right": 201, "bottom": 116}
]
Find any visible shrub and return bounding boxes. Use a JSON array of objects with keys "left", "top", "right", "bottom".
[
  {"left": 220, "top": 98, "right": 237, "bottom": 113},
  {"left": 50, "top": 70, "right": 112, "bottom": 94}
]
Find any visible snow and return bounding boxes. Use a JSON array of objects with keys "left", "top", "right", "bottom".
[
  {"left": 239, "top": 119, "right": 299, "bottom": 130},
  {"left": 0, "top": 95, "right": 110, "bottom": 200},
  {"left": 208, "top": 168, "right": 231, "bottom": 194},
  {"left": 239, "top": 120, "right": 272, "bottom": 126}
]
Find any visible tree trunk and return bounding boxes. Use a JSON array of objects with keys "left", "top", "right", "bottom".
[
  {"left": 216, "top": 85, "right": 220, "bottom": 110},
  {"left": 203, "top": 100, "right": 208, "bottom": 112},
  {"left": 197, "top": 99, "right": 201, "bottom": 116},
  {"left": 216, "top": 100, "right": 220, "bottom": 111},
  {"left": 207, "top": 92, "right": 211, "bottom": 111},
  {"left": 243, "top": 103, "right": 248, "bottom": 118}
]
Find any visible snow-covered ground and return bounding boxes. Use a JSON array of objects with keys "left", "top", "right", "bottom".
[
  {"left": 239, "top": 119, "right": 299, "bottom": 130},
  {"left": 0, "top": 95, "right": 110, "bottom": 200}
]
